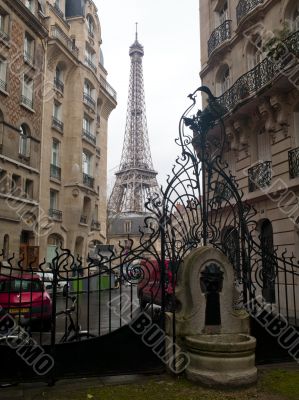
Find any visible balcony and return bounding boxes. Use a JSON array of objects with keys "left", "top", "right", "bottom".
[
  {"left": 80, "top": 215, "right": 87, "bottom": 224},
  {"left": 91, "top": 220, "right": 101, "bottom": 231},
  {"left": 52, "top": 116, "right": 64, "bottom": 133},
  {"left": 82, "top": 129, "right": 96, "bottom": 145},
  {"left": 100, "top": 76, "right": 117, "bottom": 101},
  {"left": 83, "top": 173, "right": 94, "bottom": 189},
  {"left": 248, "top": 161, "right": 272, "bottom": 192},
  {"left": 236, "top": 0, "right": 264, "bottom": 25},
  {"left": 289, "top": 148, "right": 299, "bottom": 179},
  {"left": 48, "top": 208, "right": 62, "bottom": 220},
  {"left": 84, "top": 57, "right": 97, "bottom": 73},
  {"left": 83, "top": 93, "right": 96, "bottom": 109},
  {"left": 21, "top": 95, "right": 33, "bottom": 109},
  {"left": 54, "top": 77, "right": 64, "bottom": 93},
  {"left": 208, "top": 20, "right": 232, "bottom": 57},
  {"left": 0, "top": 79, "right": 7, "bottom": 92},
  {"left": 217, "top": 30, "right": 299, "bottom": 115},
  {"left": 50, "top": 164, "right": 61, "bottom": 180},
  {"left": 50, "top": 25, "right": 79, "bottom": 58}
]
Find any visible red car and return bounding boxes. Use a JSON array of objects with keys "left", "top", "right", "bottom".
[
  {"left": 137, "top": 259, "right": 175, "bottom": 310},
  {"left": 0, "top": 274, "right": 52, "bottom": 330}
]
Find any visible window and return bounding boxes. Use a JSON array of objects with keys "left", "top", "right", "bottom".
[
  {"left": 124, "top": 220, "right": 132, "bottom": 234},
  {"left": 19, "top": 124, "right": 31, "bottom": 157},
  {"left": 85, "top": 47, "right": 96, "bottom": 71},
  {"left": 25, "top": 179, "right": 33, "bottom": 199},
  {"left": 25, "top": 0, "right": 35, "bottom": 12},
  {"left": 83, "top": 114, "right": 93, "bottom": 134},
  {"left": 51, "top": 139, "right": 60, "bottom": 166},
  {"left": 216, "top": 65, "right": 230, "bottom": 96},
  {"left": 218, "top": 1, "right": 228, "bottom": 25},
  {"left": 247, "top": 35, "right": 263, "bottom": 70},
  {"left": 0, "top": 10, "right": 9, "bottom": 40},
  {"left": 83, "top": 80, "right": 95, "bottom": 109},
  {"left": 24, "top": 33, "right": 34, "bottom": 64},
  {"left": 293, "top": 6, "right": 299, "bottom": 31},
  {"left": 0, "top": 58, "right": 7, "bottom": 91},
  {"left": 50, "top": 189, "right": 58, "bottom": 210},
  {"left": 84, "top": 80, "right": 92, "bottom": 97},
  {"left": 82, "top": 151, "right": 92, "bottom": 175},
  {"left": 12, "top": 174, "right": 21, "bottom": 192},
  {"left": 53, "top": 101, "right": 62, "bottom": 121},
  {"left": 86, "top": 15, "right": 95, "bottom": 37},
  {"left": 54, "top": 66, "right": 64, "bottom": 92},
  {"left": 21, "top": 75, "right": 33, "bottom": 109}
]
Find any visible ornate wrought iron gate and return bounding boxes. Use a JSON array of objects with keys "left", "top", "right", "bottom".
[{"left": 0, "top": 87, "right": 298, "bottom": 384}]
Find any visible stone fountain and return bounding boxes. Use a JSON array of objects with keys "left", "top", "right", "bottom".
[{"left": 166, "top": 246, "right": 257, "bottom": 387}]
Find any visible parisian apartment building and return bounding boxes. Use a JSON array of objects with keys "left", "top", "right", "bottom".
[
  {"left": 199, "top": 0, "right": 299, "bottom": 262},
  {"left": 0, "top": 0, "right": 117, "bottom": 267}
]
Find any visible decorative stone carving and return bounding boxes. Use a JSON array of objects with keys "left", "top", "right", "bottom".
[
  {"left": 258, "top": 98, "right": 276, "bottom": 135},
  {"left": 225, "top": 122, "right": 239, "bottom": 151},
  {"left": 270, "top": 93, "right": 290, "bottom": 134}
]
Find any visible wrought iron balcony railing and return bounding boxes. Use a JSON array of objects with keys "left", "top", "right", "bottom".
[
  {"left": 100, "top": 76, "right": 117, "bottom": 101},
  {"left": 83, "top": 173, "right": 94, "bottom": 188},
  {"left": 208, "top": 20, "right": 232, "bottom": 57},
  {"left": 289, "top": 147, "right": 299, "bottom": 179},
  {"left": 54, "top": 77, "right": 64, "bottom": 93},
  {"left": 91, "top": 220, "right": 101, "bottom": 231},
  {"left": 83, "top": 93, "right": 96, "bottom": 109},
  {"left": 50, "top": 25, "right": 79, "bottom": 58},
  {"left": 82, "top": 129, "right": 96, "bottom": 145},
  {"left": 236, "top": 0, "right": 264, "bottom": 24},
  {"left": 52, "top": 116, "right": 64, "bottom": 132},
  {"left": 48, "top": 208, "right": 62, "bottom": 220},
  {"left": 217, "top": 30, "right": 299, "bottom": 115},
  {"left": 214, "top": 181, "right": 232, "bottom": 202},
  {"left": 0, "top": 79, "right": 7, "bottom": 92},
  {"left": 80, "top": 215, "right": 87, "bottom": 224},
  {"left": 84, "top": 57, "right": 97, "bottom": 73},
  {"left": 50, "top": 164, "right": 61, "bottom": 180},
  {"left": 248, "top": 161, "right": 272, "bottom": 192},
  {"left": 21, "top": 95, "right": 33, "bottom": 109}
]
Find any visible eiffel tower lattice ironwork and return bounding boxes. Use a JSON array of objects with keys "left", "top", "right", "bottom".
[{"left": 108, "top": 30, "right": 159, "bottom": 214}]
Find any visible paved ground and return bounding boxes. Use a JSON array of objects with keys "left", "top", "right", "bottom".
[
  {"left": 32, "top": 285, "right": 138, "bottom": 345},
  {"left": 0, "top": 363, "right": 298, "bottom": 400}
]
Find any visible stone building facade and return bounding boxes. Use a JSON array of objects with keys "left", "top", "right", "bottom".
[
  {"left": 199, "top": 0, "right": 299, "bottom": 306},
  {"left": 0, "top": 0, "right": 47, "bottom": 267},
  {"left": 0, "top": 0, "right": 116, "bottom": 267}
]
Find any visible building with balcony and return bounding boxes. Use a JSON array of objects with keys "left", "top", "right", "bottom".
[
  {"left": 199, "top": 0, "right": 299, "bottom": 301},
  {"left": 39, "top": 0, "right": 117, "bottom": 264},
  {"left": 0, "top": 0, "right": 116, "bottom": 266},
  {"left": 0, "top": 0, "right": 47, "bottom": 267}
]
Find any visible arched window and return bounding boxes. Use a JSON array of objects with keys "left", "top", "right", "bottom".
[
  {"left": 3, "top": 234, "right": 9, "bottom": 260},
  {"left": 19, "top": 124, "right": 30, "bottom": 157},
  {"left": 86, "top": 14, "right": 95, "bottom": 37},
  {"left": 260, "top": 219, "right": 276, "bottom": 303},
  {"left": 216, "top": 64, "right": 230, "bottom": 96}
]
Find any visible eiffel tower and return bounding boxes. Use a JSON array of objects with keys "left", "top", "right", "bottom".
[{"left": 108, "top": 28, "right": 159, "bottom": 215}]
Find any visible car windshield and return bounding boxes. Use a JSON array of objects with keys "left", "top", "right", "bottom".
[{"left": 0, "top": 279, "right": 43, "bottom": 293}]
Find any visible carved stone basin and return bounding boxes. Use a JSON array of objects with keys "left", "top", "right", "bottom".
[{"left": 185, "top": 333, "right": 257, "bottom": 387}]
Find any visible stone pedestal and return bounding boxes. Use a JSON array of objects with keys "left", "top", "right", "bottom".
[{"left": 166, "top": 246, "right": 257, "bottom": 387}]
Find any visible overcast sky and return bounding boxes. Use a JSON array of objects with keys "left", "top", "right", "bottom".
[{"left": 95, "top": 0, "right": 200, "bottom": 191}]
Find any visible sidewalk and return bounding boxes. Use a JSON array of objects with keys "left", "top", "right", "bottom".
[{"left": 1, "top": 362, "right": 298, "bottom": 400}]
